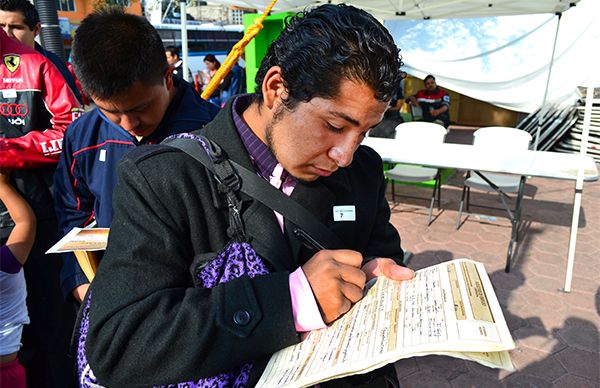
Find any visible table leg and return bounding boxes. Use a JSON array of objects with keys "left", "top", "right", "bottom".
[{"left": 505, "top": 176, "right": 526, "bottom": 273}]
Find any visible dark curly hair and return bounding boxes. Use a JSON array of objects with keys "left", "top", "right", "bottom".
[{"left": 254, "top": 4, "right": 403, "bottom": 108}]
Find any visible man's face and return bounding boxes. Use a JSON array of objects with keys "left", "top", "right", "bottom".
[
  {"left": 264, "top": 79, "right": 388, "bottom": 182},
  {"left": 92, "top": 72, "right": 174, "bottom": 138},
  {"left": 0, "top": 10, "right": 39, "bottom": 48},
  {"left": 165, "top": 51, "right": 178, "bottom": 65},
  {"left": 424, "top": 77, "right": 437, "bottom": 92}
]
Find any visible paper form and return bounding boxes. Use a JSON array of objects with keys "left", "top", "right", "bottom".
[
  {"left": 257, "top": 259, "right": 515, "bottom": 388},
  {"left": 46, "top": 227, "right": 109, "bottom": 253}
]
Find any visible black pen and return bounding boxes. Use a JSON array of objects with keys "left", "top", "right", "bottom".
[{"left": 293, "top": 228, "right": 325, "bottom": 251}]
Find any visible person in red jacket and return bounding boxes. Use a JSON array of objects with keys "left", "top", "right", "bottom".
[
  {"left": 1, "top": 28, "right": 83, "bottom": 388},
  {"left": 0, "top": 0, "right": 85, "bottom": 105},
  {"left": 406, "top": 74, "right": 451, "bottom": 128}
]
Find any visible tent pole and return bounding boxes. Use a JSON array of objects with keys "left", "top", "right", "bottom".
[
  {"left": 534, "top": 12, "right": 562, "bottom": 150},
  {"left": 180, "top": 1, "right": 190, "bottom": 82},
  {"left": 561, "top": 85, "right": 594, "bottom": 293}
]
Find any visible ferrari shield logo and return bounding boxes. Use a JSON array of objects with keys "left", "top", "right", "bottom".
[{"left": 4, "top": 55, "right": 20, "bottom": 73}]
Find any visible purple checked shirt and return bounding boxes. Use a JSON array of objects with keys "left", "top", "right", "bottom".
[{"left": 232, "top": 95, "right": 325, "bottom": 332}]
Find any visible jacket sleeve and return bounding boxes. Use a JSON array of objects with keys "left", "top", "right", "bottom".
[
  {"left": 362, "top": 148, "right": 404, "bottom": 265},
  {"left": 53, "top": 130, "right": 95, "bottom": 297},
  {"left": 0, "top": 61, "right": 83, "bottom": 170},
  {"left": 87, "top": 152, "right": 300, "bottom": 386}
]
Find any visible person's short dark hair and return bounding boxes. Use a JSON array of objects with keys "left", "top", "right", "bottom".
[
  {"left": 424, "top": 74, "right": 436, "bottom": 82},
  {"left": 71, "top": 7, "right": 168, "bottom": 100},
  {"left": 254, "top": 4, "right": 402, "bottom": 108},
  {"left": 203, "top": 54, "right": 220, "bottom": 69},
  {"left": 0, "top": 0, "right": 39, "bottom": 30},
  {"left": 165, "top": 46, "right": 179, "bottom": 58}
]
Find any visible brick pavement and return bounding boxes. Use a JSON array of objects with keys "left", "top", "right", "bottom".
[{"left": 388, "top": 162, "right": 600, "bottom": 387}]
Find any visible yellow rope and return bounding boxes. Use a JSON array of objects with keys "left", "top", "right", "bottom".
[{"left": 201, "top": 0, "right": 279, "bottom": 101}]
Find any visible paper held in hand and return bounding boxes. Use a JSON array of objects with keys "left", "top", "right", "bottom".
[
  {"left": 257, "top": 259, "right": 515, "bottom": 388},
  {"left": 46, "top": 227, "right": 109, "bottom": 254}
]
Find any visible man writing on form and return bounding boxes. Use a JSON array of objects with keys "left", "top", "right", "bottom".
[{"left": 82, "top": 4, "right": 413, "bottom": 387}]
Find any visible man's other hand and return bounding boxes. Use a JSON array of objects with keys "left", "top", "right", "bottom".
[
  {"left": 302, "top": 250, "right": 366, "bottom": 324},
  {"left": 72, "top": 283, "right": 90, "bottom": 304},
  {"left": 362, "top": 257, "right": 414, "bottom": 282}
]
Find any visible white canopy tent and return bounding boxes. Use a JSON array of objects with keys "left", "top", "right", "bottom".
[
  {"left": 205, "top": 0, "right": 597, "bottom": 291},
  {"left": 207, "top": 0, "right": 579, "bottom": 20},
  {"left": 207, "top": 0, "right": 593, "bottom": 112}
]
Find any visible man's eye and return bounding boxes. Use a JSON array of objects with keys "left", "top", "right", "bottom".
[{"left": 326, "top": 123, "right": 343, "bottom": 133}]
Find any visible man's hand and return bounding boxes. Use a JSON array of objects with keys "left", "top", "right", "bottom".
[
  {"left": 72, "top": 283, "right": 90, "bottom": 304},
  {"left": 405, "top": 96, "right": 418, "bottom": 106},
  {"left": 431, "top": 106, "right": 447, "bottom": 117},
  {"left": 362, "top": 257, "right": 414, "bottom": 282},
  {"left": 302, "top": 250, "right": 366, "bottom": 324}
]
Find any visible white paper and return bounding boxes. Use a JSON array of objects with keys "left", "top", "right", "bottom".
[
  {"left": 257, "top": 259, "right": 515, "bottom": 388},
  {"left": 46, "top": 227, "right": 109, "bottom": 254}
]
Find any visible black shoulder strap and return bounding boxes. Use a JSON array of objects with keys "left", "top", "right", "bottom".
[{"left": 163, "top": 136, "right": 343, "bottom": 249}]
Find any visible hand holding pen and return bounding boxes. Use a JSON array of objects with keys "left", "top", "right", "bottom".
[{"left": 295, "top": 227, "right": 414, "bottom": 324}]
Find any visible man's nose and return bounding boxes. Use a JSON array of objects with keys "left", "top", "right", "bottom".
[
  {"left": 119, "top": 114, "right": 140, "bottom": 131},
  {"left": 328, "top": 136, "right": 359, "bottom": 168}
]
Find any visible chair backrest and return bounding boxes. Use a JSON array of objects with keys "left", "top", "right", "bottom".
[
  {"left": 473, "top": 126, "right": 532, "bottom": 150},
  {"left": 409, "top": 104, "right": 423, "bottom": 121},
  {"left": 394, "top": 121, "right": 447, "bottom": 144}
]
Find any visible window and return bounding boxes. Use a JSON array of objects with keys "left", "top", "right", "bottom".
[{"left": 56, "top": 0, "right": 75, "bottom": 12}]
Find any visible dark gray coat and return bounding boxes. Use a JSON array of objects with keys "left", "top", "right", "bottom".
[{"left": 86, "top": 100, "right": 403, "bottom": 386}]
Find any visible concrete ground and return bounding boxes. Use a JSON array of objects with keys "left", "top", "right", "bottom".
[{"left": 387, "top": 129, "right": 600, "bottom": 387}]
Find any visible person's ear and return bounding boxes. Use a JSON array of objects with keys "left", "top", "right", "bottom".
[
  {"left": 261, "top": 66, "right": 287, "bottom": 110},
  {"left": 33, "top": 23, "right": 41, "bottom": 37},
  {"left": 165, "top": 67, "right": 174, "bottom": 90}
]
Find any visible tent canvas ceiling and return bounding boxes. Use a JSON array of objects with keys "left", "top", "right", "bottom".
[
  {"left": 207, "top": 0, "right": 580, "bottom": 20},
  {"left": 206, "top": 0, "right": 595, "bottom": 114}
]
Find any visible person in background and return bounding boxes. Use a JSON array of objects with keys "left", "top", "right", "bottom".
[
  {"left": 82, "top": 4, "right": 413, "bottom": 386},
  {"left": 203, "top": 53, "right": 228, "bottom": 106},
  {"left": 222, "top": 56, "right": 246, "bottom": 104},
  {"left": 165, "top": 45, "right": 193, "bottom": 83},
  {"left": 0, "top": 28, "right": 82, "bottom": 388},
  {"left": 0, "top": 0, "right": 84, "bottom": 105},
  {"left": 369, "top": 77, "right": 405, "bottom": 138},
  {"left": 406, "top": 74, "right": 450, "bottom": 128},
  {"left": 0, "top": 171, "right": 35, "bottom": 388},
  {"left": 53, "top": 8, "right": 220, "bottom": 305}
]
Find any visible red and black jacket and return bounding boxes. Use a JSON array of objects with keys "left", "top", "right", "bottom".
[{"left": 1, "top": 30, "right": 83, "bottom": 227}]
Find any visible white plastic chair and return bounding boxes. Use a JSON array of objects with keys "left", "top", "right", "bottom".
[
  {"left": 455, "top": 126, "right": 533, "bottom": 230},
  {"left": 385, "top": 122, "right": 448, "bottom": 225}
]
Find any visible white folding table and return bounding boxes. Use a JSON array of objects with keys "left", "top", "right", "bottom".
[{"left": 363, "top": 137, "right": 599, "bottom": 290}]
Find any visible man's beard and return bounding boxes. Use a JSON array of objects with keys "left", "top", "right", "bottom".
[
  {"left": 263, "top": 103, "right": 311, "bottom": 183},
  {"left": 264, "top": 102, "right": 287, "bottom": 162}
]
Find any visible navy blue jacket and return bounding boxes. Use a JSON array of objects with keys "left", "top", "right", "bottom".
[{"left": 53, "top": 79, "right": 219, "bottom": 297}]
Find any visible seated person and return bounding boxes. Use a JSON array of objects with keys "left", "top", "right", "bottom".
[
  {"left": 406, "top": 74, "right": 450, "bottom": 128},
  {"left": 369, "top": 78, "right": 405, "bottom": 138}
]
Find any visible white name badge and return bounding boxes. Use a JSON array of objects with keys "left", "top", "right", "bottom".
[
  {"left": 99, "top": 149, "right": 106, "bottom": 162},
  {"left": 333, "top": 205, "right": 356, "bottom": 222},
  {"left": 2, "top": 89, "right": 17, "bottom": 98}
]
